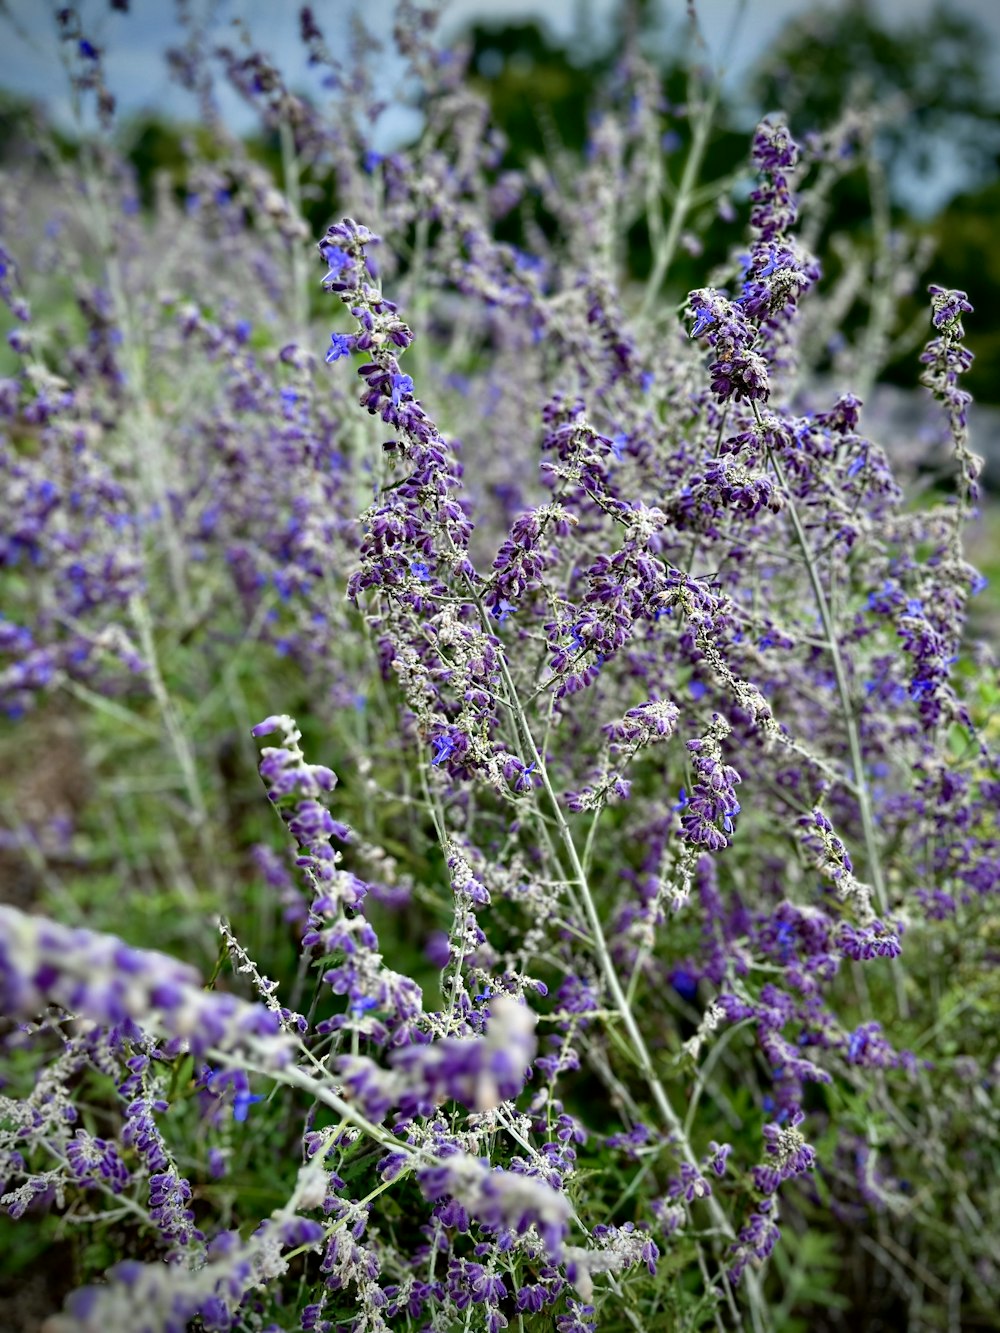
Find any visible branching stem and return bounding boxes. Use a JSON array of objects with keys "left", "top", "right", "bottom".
[{"left": 756, "top": 401, "right": 908, "bottom": 1017}]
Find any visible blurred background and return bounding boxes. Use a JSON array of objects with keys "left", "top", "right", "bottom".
[{"left": 1, "top": 0, "right": 997, "bottom": 631}]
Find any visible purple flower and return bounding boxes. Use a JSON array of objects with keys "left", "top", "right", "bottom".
[
  {"left": 0, "top": 905, "right": 290, "bottom": 1069},
  {"left": 432, "top": 733, "right": 458, "bottom": 765},
  {"left": 66, "top": 1131, "right": 130, "bottom": 1194},
  {"left": 418, "top": 1152, "right": 571, "bottom": 1261},
  {"left": 668, "top": 967, "right": 698, "bottom": 1002},
  {"left": 336, "top": 995, "right": 537, "bottom": 1122},
  {"left": 689, "top": 305, "right": 716, "bottom": 338},
  {"left": 325, "top": 332, "right": 354, "bottom": 363},
  {"left": 390, "top": 373, "right": 414, "bottom": 405},
  {"left": 928, "top": 285, "right": 973, "bottom": 331},
  {"left": 320, "top": 244, "right": 352, "bottom": 285}
]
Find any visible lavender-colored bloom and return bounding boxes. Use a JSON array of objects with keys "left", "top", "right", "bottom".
[
  {"left": 920, "top": 286, "right": 981, "bottom": 517},
  {"left": 556, "top": 1298, "right": 598, "bottom": 1333},
  {"left": 676, "top": 720, "right": 742, "bottom": 850},
  {"left": 839, "top": 921, "right": 903, "bottom": 961},
  {"left": 45, "top": 1210, "right": 325, "bottom": 1332},
  {"left": 0, "top": 905, "right": 291, "bottom": 1068},
  {"left": 320, "top": 244, "right": 352, "bottom": 285},
  {"left": 749, "top": 118, "right": 799, "bottom": 241},
  {"left": 417, "top": 1151, "right": 571, "bottom": 1261},
  {"left": 337, "top": 995, "right": 536, "bottom": 1122},
  {"left": 705, "top": 1141, "right": 732, "bottom": 1177},
  {"left": 729, "top": 1197, "right": 781, "bottom": 1283},
  {"left": 325, "top": 332, "right": 354, "bottom": 363},
  {"left": 928, "top": 285, "right": 973, "bottom": 331},
  {"left": 148, "top": 1168, "right": 201, "bottom": 1249},
  {"left": 65, "top": 1131, "right": 130, "bottom": 1195},
  {"left": 751, "top": 1111, "right": 816, "bottom": 1194},
  {"left": 390, "top": 372, "right": 414, "bottom": 404}
]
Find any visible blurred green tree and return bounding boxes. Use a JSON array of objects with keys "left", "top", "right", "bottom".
[
  {"left": 751, "top": 0, "right": 1000, "bottom": 206},
  {"left": 462, "top": 0, "right": 1000, "bottom": 401},
  {"left": 743, "top": 0, "right": 1000, "bottom": 401},
  {"left": 461, "top": 10, "right": 749, "bottom": 297}
]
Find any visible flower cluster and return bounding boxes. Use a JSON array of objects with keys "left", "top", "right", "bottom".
[
  {"left": 337, "top": 994, "right": 537, "bottom": 1121},
  {"left": 416, "top": 1151, "right": 573, "bottom": 1262},
  {"left": 0, "top": 905, "right": 291, "bottom": 1068},
  {"left": 920, "top": 285, "right": 979, "bottom": 497},
  {"left": 44, "top": 1210, "right": 326, "bottom": 1333}
]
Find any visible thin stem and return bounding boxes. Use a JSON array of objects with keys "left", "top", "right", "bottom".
[
  {"left": 756, "top": 402, "right": 907, "bottom": 1017},
  {"left": 78, "top": 145, "right": 192, "bottom": 620},
  {"left": 639, "top": 82, "right": 718, "bottom": 321},
  {"left": 489, "top": 644, "right": 769, "bottom": 1329},
  {"left": 130, "top": 595, "right": 207, "bottom": 829},
  {"left": 279, "top": 118, "right": 308, "bottom": 337},
  {"left": 854, "top": 151, "right": 893, "bottom": 402}
]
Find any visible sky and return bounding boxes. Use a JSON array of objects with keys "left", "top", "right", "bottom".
[{"left": 1, "top": 0, "right": 998, "bottom": 212}]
